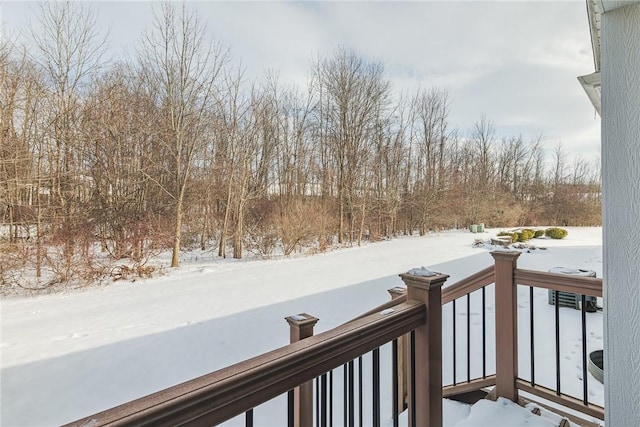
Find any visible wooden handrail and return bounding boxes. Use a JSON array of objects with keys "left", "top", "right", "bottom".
[
  {"left": 66, "top": 301, "right": 426, "bottom": 427},
  {"left": 347, "top": 265, "right": 495, "bottom": 326},
  {"left": 349, "top": 295, "right": 407, "bottom": 322},
  {"left": 516, "top": 380, "right": 605, "bottom": 420},
  {"left": 442, "top": 376, "right": 496, "bottom": 398},
  {"left": 514, "top": 269, "right": 602, "bottom": 297},
  {"left": 355, "top": 265, "right": 601, "bottom": 312},
  {"left": 442, "top": 265, "right": 495, "bottom": 304}
]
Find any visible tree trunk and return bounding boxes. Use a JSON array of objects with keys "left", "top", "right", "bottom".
[
  {"left": 233, "top": 208, "right": 243, "bottom": 259},
  {"left": 200, "top": 203, "right": 208, "bottom": 251},
  {"left": 357, "top": 197, "right": 366, "bottom": 246},
  {"left": 219, "top": 177, "right": 234, "bottom": 258},
  {"left": 171, "top": 196, "right": 183, "bottom": 268}
]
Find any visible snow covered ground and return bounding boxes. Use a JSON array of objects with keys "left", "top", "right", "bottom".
[{"left": 0, "top": 227, "right": 603, "bottom": 426}]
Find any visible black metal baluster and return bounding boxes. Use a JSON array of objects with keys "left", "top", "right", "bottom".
[
  {"left": 288, "top": 389, "right": 295, "bottom": 427},
  {"left": 358, "top": 356, "right": 363, "bottom": 427},
  {"left": 452, "top": 299, "right": 457, "bottom": 385},
  {"left": 555, "top": 290, "right": 561, "bottom": 395},
  {"left": 530, "top": 286, "right": 535, "bottom": 386},
  {"left": 316, "top": 376, "right": 320, "bottom": 427},
  {"left": 349, "top": 360, "right": 355, "bottom": 427},
  {"left": 482, "top": 286, "right": 486, "bottom": 379},
  {"left": 343, "top": 364, "right": 348, "bottom": 427},
  {"left": 467, "top": 293, "right": 471, "bottom": 382},
  {"left": 321, "top": 373, "right": 328, "bottom": 427},
  {"left": 245, "top": 409, "right": 253, "bottom": 427},
  {"left": 329, "top": 370, "right": 334, "bottom": 427},
  {"left": 410, "top": 330, "right": 416, "bottom": 427},
  {"left": 582, "top": 294, "right": 589, "bottom": 405},
  {"left": 392, "top": 339, "right": 399, "bottom": 427},
  {"left": 373, "top": 348, "right": 380, "bottom": 427}
]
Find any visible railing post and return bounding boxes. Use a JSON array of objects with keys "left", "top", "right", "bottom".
[
  {"left": 400, "top": 271, "right": 448, "bottom": 427},
  {"left": 286, "top": 313, "right": 319, "bottom": 427},
  {"left": 388, "top": 287, "right": 408, "bottom": 413},
  {"left": 491, "top": 251, "right": 521, "bottom": 402}
]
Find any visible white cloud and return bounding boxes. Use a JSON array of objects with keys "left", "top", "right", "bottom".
[{"left": 2, "top": 0, "right": 600, "bottom": 159}]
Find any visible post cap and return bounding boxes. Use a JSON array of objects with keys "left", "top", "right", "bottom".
[
  {"left": 285, "top": 313, "right": 319, "bottom": 329},
  {"left": 490, "top": 250, "right": 521, "bottom": 261},
  {"left": 388, "top": 286, "right": 407, "bottom": 298},
  {"left": 399, "top": 271, "right": 449, "bottom": 290}
]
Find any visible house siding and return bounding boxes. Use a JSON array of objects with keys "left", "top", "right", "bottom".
[{"left": 601, "top": 3, "right": 640, "bottom": 425}]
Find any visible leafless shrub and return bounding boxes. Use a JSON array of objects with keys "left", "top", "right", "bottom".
[
  {"left": 244, "top": 223, "right": 279, "bottom": 258},
  {"left": 110, "top": 264, "right": 156, "bottom": 282},
  {"left": 276, "top": 198, "right": 336, "bottom": 256}
]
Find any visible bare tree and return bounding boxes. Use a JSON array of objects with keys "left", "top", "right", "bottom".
[
  {"left": 81, "top": 64, "right": 165, "bottom": 261},
  {"left": 1, "top": 42, "right": 48, "bottom": 278},
  {"left": 370, "top": 96, "right": 409, "bottom": 238},
  {"left": 412, "top": 88, "right": 451, "bottom": 234},
  {"left": 137, "top": 2, "right": 229, "bottom": 267},
  {"left": 314, "top": 48, "right": 390, "bottom": 244},
  {"left": 29, "top": 1, "right": 107, "bottom": 268},
  {"left": 471, "top": 115, "right": 496, "bottom": 188},
  {"left": 466, "top": 115, "right": 497, "bottom": 223}
]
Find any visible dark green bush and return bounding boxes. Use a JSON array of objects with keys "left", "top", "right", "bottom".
[
  {"left": 534, "top": 229, "right": 545, "bottom": 238},
  {"left": 545, "top": 227, "right": 568, "bottom": 239}
]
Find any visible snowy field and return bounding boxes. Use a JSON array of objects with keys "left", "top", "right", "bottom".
[{"left": 0, "top": 227, "right": 602, "bottom": 426}]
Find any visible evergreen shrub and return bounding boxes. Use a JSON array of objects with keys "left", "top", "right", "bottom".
[
  {"left": 520, "top": 229, "right": 535, "bottom": 241},
  {"left": 545, "top": 227, "right": 568, "bottom": 239}
]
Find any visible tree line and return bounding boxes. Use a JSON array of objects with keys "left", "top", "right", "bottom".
[{"left": 0, "top": 3, "right": 600, "bottom": 289}]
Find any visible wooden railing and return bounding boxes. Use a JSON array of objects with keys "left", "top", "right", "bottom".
[
  {"left": 441, "top": 265, "right": 497, "bottom": 398},
  {"left": 379, "top": 252, "right": 604, "bottom": 423},
  {"left": 511, "top": 255, "right": 604, "bottom": 421},
  {"left": 442, "top": 265, "right": 494, "bottom": 304},
  {"left": 66, "top": 273, "right": 448, "bottom": 427},
  {"left": 66, "top": 250, "right": 604, "bottom": 426},
  {"left": 493, "top": 252, "right": 604, "bottom": 421}
]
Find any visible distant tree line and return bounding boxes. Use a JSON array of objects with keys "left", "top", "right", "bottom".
[{"left": 0, "top": 3, "right": 600, "bottom": 289}]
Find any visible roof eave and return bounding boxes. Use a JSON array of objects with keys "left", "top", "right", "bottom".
[
  {"left": 586, "top": 0, "right": 601, "bottom": 71},
  {"left": 578, "top": 72, "right": 602, "bottom": 115}
]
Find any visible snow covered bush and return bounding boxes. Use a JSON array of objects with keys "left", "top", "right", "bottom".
[
  {"left": 534, "top": 229, "right": 545, "bottom": 238},
  {"left": 497, "top": 231, "right": 517, "bottom": 242}
]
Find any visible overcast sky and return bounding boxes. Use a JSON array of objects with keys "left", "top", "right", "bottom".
[{"left": 2, "top": 1, "right": 601, "bottom": 162}]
